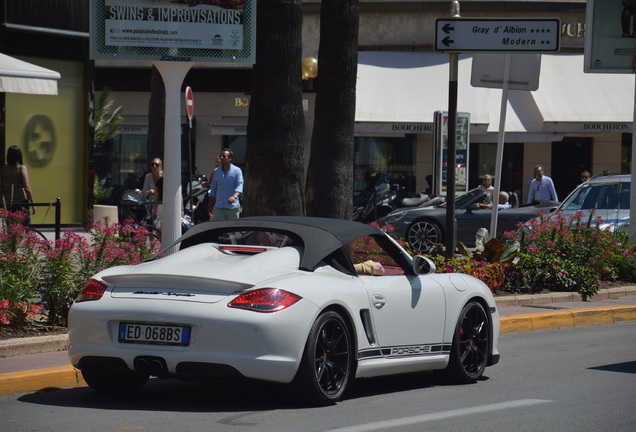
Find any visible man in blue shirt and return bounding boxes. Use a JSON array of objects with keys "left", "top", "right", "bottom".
[
  {"left": 527, "top": 165, "right": 558, "bottom": 203},
  {"left": 207, "top": 148, "right": 244, "bottom": 220}
]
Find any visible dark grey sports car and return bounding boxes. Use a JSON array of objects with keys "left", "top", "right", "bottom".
[{"left": 377, "top": 188, "right": 559, "bottom": 252}]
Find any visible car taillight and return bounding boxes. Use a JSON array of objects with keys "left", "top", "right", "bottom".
[
  {"left": 76, "top": 279, "right": 108, "bottom": 302},
  {"left": 228, "top": 288, "right": 302, "bottom": 313}
]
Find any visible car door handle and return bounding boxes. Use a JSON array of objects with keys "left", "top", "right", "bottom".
[{"left": 372, "top": 295, "right": 386, "bottom": 309}]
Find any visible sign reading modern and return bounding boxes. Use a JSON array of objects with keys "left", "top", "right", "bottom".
[
  {"left": 435, "top": 18, "right": 560, "bottom": 53},
  {"left": 91, "top": 0, "right": 255, "bottom": 63}
]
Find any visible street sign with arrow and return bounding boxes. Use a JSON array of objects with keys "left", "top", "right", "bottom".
[{"left": 435, "top": 18, "right": 560, "bottom": 53}]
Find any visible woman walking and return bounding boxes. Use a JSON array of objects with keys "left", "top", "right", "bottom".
[{"left": 0, "top": 146, "right": 36, "bottom": 222}]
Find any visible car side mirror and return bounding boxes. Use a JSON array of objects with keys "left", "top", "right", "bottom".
[{"left": 413, "top": 254, "right": 436, "bottom": 275}]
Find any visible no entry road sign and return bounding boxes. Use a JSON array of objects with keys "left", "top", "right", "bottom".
[
  {"left": 185, "top": 86, "right": 194, "bottom": 120},
  {"left": 435, "top": 18, "right": 560, "bottom": 53}
]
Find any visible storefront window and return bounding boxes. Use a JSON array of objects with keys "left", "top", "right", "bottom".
[
  {"left": 353, "top": 135, "right": 416, "bottom": 197},
  {"left": 226, "top": 135, "right": 246, "bottom": 169},
  {"left": 93, "top": 134, "right": 148, "bottom": 205},
  {"left": 468, "top": 142, "right": 524, "bottom": 197}
]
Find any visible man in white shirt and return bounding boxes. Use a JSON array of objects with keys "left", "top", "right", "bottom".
[{"left": 527, "top": 165, "right": 558, "bottom": 203}]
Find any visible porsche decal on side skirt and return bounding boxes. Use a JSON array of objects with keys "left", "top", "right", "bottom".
[{"left": 358, "top": 344, "right": 451, "bottom": 360}]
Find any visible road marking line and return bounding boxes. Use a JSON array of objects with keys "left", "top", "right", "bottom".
[{"left": 329, "top": 399, "right": 552, "bottom": 432}]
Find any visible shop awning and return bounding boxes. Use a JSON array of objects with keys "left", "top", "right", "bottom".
[
  {"left": 355, "top": 51, "right": 491, "bottom": 130},
  {"left": 0, "top": 53, "right": 61, "bottom": 95},
  {"left": 355, "top": 51, "right": 635, "bottom": 138},
  {"left": 533, "top": 53, "right": 634, "bottom": 133}
]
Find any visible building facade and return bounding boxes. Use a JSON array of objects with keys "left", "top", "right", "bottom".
[{"left": 0, "top": 0, "right": 630, "bottom": 224}]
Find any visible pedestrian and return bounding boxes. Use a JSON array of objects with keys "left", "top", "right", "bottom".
[
  {"left": 207, "top": 148, "right": 243, "bottom": 220},
  {"left": 138, "top": 157, "right": 163, "bottom": 200},
  {"left": 478, "top": 174, "right": 494, "bottom": 204},
  {"left": 0, "top": 146, "right": 36, "bottom": 223},
  {"left": 423, "top": 174, "right": 433, "bottom": 196},
  {"left": 580, "top": 171, "right": 591, "bottom": 183},
  {"left": 479, "top": 191, "right": 512, "bottom": 209},
  {"left": 207, "top": 156, "right": 221, "bottom": 186},
  {"left": 527, "top": 165, "right": 558, "bottom": 203}
]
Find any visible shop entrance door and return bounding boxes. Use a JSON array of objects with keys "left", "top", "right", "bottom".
[{"left": 551, "top": 137, "right": 592, "bottom": 201}]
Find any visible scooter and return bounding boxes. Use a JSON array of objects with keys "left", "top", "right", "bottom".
[
  {"left": 353, "top": 173, "right": 399, "bottom": 223},
  {"left": 183, "top": 170, "right": 210, "bottom": 227}
]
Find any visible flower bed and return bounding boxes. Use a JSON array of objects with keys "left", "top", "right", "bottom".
[{"left": 1, "top": 209, "right": 160, "bottom": 330}]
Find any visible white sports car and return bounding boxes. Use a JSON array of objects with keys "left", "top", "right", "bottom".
[{"left": 68, "top": 216, "right": 500, "bottom": 405}]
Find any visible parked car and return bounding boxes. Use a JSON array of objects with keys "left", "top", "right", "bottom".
[
  {"left": 534, "top": 173, "right": 630, "bottom": 232},
  {"left": 377, "top": 188, "right": 559, "bottom": 253},
  {"left": 68, "top": 216, "right": 500, "bottom": 406}
]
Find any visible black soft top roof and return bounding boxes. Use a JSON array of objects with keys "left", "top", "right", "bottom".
[{"left": 176, "top": 216, "right": 383, "bottom": 272}]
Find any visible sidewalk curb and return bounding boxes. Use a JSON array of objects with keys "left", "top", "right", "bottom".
[
  {"left": 0, "top": 334, "right": 68, "bottom": 358},
  {"left": 0, "top": 365, "right": 85, "bottom": 395},
  {"left": 499, "top": 305, "right": 636, "bottom": 334},
  {"left": 494, "top": 285, "right": 636, "bottom": 308}
]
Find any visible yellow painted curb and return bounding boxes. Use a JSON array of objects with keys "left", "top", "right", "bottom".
[
  {"left": 501, "top": 306, "right": 636, "bottom": 333},
  {"left": 0, "top": 365, "right": 86, "bottom": 395}
]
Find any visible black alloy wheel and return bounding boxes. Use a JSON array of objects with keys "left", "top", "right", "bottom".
[
  {"left": 291, "top": 310, "right": 353, "bottom": 406},
  {"left": 447, "top": 301, "right": 490, "bottom": 383}
]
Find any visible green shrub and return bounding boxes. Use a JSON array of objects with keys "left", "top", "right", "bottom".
[
  {"left": 502, "top": 210, "right": 634, "bottom": 297},
  {"left": 1, "top": 209, "right": 160, "bottom": 329}
]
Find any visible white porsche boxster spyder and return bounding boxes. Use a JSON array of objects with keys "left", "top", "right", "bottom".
[{"left": 68, "top": 216, "right": 500, "bottom": 405}]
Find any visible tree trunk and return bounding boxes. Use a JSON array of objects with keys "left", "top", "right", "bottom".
[
  {"left": 243, "top": 0, "right": 306, "bottom": 217},
  {"left": 147, "top": 66, "right": 165, "bottom": 162},
  {"left": 305, "top": 0, "right": 359, "bottom": 220}
]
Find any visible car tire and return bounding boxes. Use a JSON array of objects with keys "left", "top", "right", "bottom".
[
  {"left": 446, "top": 301, "right": 490, "bottom": 383},
  {"left": 82, "top": 369, "right": 149, "bottom": 393},
  {"left": 291, "top": 310, "right": 354, "bottom": 406},
  {"left": 406, "top": 219, "right": 443, "bottom": 253}
]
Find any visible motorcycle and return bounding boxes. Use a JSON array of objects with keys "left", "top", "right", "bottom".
[
  {"left": 353, "top": 173, "right": 400, "bottom": 223},
  {"left": 183, "top": 169, "right": 210, "bottom": 227}
]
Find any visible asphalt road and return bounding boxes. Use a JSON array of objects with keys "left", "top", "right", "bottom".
[{"left": 1, "top": 322, "right": 635, "bottom": 432}]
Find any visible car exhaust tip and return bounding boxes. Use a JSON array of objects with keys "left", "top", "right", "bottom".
[
  {"left": 134, "top": 356, "right": 167, "bottom": 376},
  {"left": 150, "top": 359, "right": 164, "bottom": 376},
  {"left": 134, "top": 358, "right": 150, "bottom": 374}
]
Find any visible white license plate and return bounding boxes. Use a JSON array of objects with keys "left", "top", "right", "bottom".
[{"left": 118, "top": 323, "right": 191, "bottom": 346}]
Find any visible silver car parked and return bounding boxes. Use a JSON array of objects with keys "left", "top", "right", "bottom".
[{"left": 539, "top": 173, "right": 630, "bottom": 232}]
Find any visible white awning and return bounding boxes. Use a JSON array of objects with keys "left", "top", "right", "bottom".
[
  {"left": 534, "top": 53, "right": 634, "bottom": 133},
  {"left": 355, "top": 51, "right": 634, "bottom": 138},
  {"left": 0, "top": 53, "right": 61, "bottom": 95},
  {"left": 355, "top": 51, "right": 490, "bottom": 128}
]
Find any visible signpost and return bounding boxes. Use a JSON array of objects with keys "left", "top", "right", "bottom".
[
  {"left": 185, "top": 86, "right": 194, "bottom": 127},
  {"left": 434, "top": 7, "right": 559, "bottom": 252},
  {"left": 435, "top": 18, "right": 560, "bottom": 53},
  {"left": 434, "top": 111, "right": 470, "bottom": 196}
]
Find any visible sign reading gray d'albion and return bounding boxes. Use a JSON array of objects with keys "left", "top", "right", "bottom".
[{"left": 91, "top": 0, "right": 255, "bottom": 63}]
